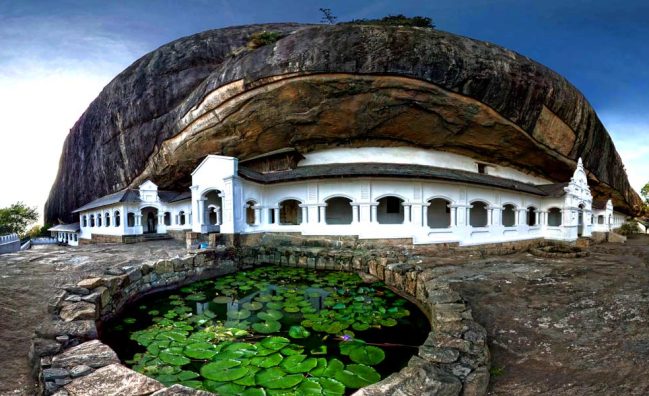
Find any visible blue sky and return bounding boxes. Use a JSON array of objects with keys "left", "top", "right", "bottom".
[{"left": 0, "top": 0, "right": 647, "bottom": 217}]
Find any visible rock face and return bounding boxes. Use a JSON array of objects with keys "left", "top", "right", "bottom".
[{"left": 45, "top": 23, "right": 642, "bottom": 223}]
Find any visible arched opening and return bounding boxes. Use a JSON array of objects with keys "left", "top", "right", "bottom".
[
  {"left": 82, "top": 215, "right": 87, "bottom": 228},
  {"left": 105, "top": 212, "right": 111, "bottom": 227},
  {"left": 141, "top": 207, "right": 158, "bottom": 233},
  {"left": 470, "top": 201, "right": 488, "bottom": 227},
  {"left": 97, "top": 214, "right": 102, "bottom": 227},
  {"left": 548, "top": 208, "right": 562, "bottom": 226},
  {"left": 179, "top": 211, "right": 186, "bottom": 226},
  {"left": 598, "top": 215, "right": 604, "bottom": 224},
  {"left": 115, "top": 211, "right": 121, "bottom": 227},
  {"left": 279, "top": 199, "right": 302, "bottom": 225},
  {"left": 164, "top": 212, "right": 171, "bottom": 226},
  {"left": 502, "top": 204, "right": 516, "bottom": 227},
  {"left": 527, "top": 207, "right": 537, "bottom": 226},
  {"left": 427, "top": 198, "right": 450, "bottom": 228},
  {"left": 127, "top": 212, "right": 135, "bottom": 227},
  {"left": 377, "top": 196, "right": 404, "bottom": 224},
  {"left": 204, "top": 190, "right": 223, "bottom": 226},
  {"left": 325, "top": 197, "right": 353, "bottom": 225},
  {"left": 246, "top": 201, "right": 256, "bottom": 225}
]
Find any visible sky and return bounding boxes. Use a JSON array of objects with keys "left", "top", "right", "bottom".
[{"left": 0, "top": 0, "right": 648, "bottom": 222}]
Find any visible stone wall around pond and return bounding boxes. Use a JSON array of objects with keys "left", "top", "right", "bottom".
[{"left": 30, "top": 241, "right": 490, "bottom": 396}]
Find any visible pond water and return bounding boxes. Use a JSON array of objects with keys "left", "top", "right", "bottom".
[{"left": 102, "top": 266, "right": 430, "bottom": 395}]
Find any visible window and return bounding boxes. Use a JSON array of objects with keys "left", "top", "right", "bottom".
[
  {"left": 127, "top": 212, "right": 135, "bottom": 227},
  {"left": 82, "top": 215, "right": 87, "bottom": 228},
  {"left": 470, "top": 201, "right": 488, "bottom": 227},
  {"left": 179, "top": 211, "right": 186, "bottom": 225},
  {"left": 90, "top": 215, "right": 95, "bottom": 227},
  {"left": 427, "top": 198, "right": 451, "bottom": 228},
  {"left": 477, "top": 163, "right": 488, "bottom": 174},
  {"left": 105, "top": 213, "right": 111, "bottom": 227},
  {"left": 502, "top": 204, "right": 516, "bottom": 227},
  {"left": 377, "top": 196, "right": 404, "bottom": 224},
  {"left": 97, "top": 215, "right": 102, "bottom": 227},
  {"left": 164, "top": 212, "right": 171, "bottom": 226},
  {"left": 325, "top": 197, "right": 353, "bottom": 225},
  {"left": 115, "top": 211, "right": 121, "bottom": 227},
  {"left": 527, "top": 207, "right": 537, "bottom": 226},
  {"left": 548, "top": 208, "right": 562, "bottom": 226},
  {"left": 246, "top": 201, "right": 257, "bottom": 225},
  {"left": 279, "top": 200, "right": 302, "bottom": 225}
]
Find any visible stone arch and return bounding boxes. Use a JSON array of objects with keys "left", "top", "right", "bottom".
[
  {"left": 203, "top": 189, "right": 223, "bottom": 226},
  {"left": 427, "top": 198, "right": 451, "bottom": 228},
  {"left": 279, "top": 199, "right": 302, "bottom": 225},
  {"left": 377, "top": 195, "right": 404, "bottom": 224},
  {"left": 470, "top": 201, "right": 489, "bottom": 227},
  {"left": 325, "top": 196, "right": 353, "bottom": 225},
  {"left": 502, "top": 204, "right": 516, "bottom": 227}
]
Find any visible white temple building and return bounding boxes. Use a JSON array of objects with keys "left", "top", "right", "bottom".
[{"left": 71, "top": 147, "right": 628, "bottom": 246}]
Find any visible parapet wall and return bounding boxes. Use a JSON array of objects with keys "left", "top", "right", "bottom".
[
  {"left": 0, "top": 233, "right": 20, "bottom": 254},
  {"left": 30, "top": 239, "right": 491, "bottom": 396}
]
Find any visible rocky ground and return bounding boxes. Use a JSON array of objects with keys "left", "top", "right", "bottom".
[
  {"left": 0, "top": 236, "right": 648, "bottom": 395},
  {"left": 0, "top": 241, "right": 186, "bottom": 395}
]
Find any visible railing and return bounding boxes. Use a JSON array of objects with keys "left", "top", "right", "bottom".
[{"left": 0, "top": 233, "right": 19, "bottom": 244}]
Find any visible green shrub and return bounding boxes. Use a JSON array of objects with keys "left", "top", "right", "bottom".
[
  {"left": 617, "top": 220, "right": 640, "bottom": 236},
  {"left": 247, "top": 31, "right": 283, "bottom": 49},
  {"left": 346, "top": 14, "right": 435, "bottom": 29}
]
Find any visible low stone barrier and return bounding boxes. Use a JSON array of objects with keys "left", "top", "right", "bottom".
[
  {"left": 0, "top": 233, "right": 20, "bottom": 254},
  {"left": 31, "top": 244, "right": 490, "bottom": 396}
]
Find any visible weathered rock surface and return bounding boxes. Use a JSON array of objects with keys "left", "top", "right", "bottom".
[
  {"left": 51, "top": 340, "right": 119, "bottom": 369},
  {"left": 59, "top": 301, "right": 96, "bottom": 322},
  {"left": 45, "top": 23, "right": 641, "bottom": 224},
  {"left": 151, "top": 384, "right": 214, "bottom": 395},
  {"left": 63, "top": 363, "right": 164, "bottom": 395}
]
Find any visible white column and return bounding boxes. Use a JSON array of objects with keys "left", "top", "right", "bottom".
[
  {"left": 273, "top": 208, "right": 280, "bottom": 225},
  {"left": 254, "top": 208, "right": 261, "bottom": 226},
  {"left": 403, "top": 204, "right": 411, "bottom": 225},
  {"left": 301, "top": 206, "right": 308, "bottom": 225},
  {"left": 215, "top": 207, "right": 222, "bottom": 225},
  {"left": 198, "top": 199, "right": 205, "bottom": 225},
  {"left": 371, "top": 205, "right": 378, "bottom": 223},
  {"left": 319, "top": 206, "right": 326, "bottom": 224},
  {"left": 450, "top": 207, "right": 457, "bottom": 227},
  {"left": 422, "top": 205, "right": 429, "bottom": 228},
  {"left": 352, "top": 205, "right": 359, "bottom": 224},
  {"left": 487, "top": 209, "right": 493, "bottom": 226}
]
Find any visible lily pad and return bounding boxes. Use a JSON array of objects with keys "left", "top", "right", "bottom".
[
  {"left": 349, "top": 345, "right": 385, "bottom": 366},
  {"left": 213, "top": 296, "right": 233, "bottom": 304},
  {"left": 334, "top": 364, "right": 380, "bottom": 389},
  {"left": 243, "top": 301, "right": 264, "bottom": 311},
  {"left": 259, "top": 336, "right": 291, "bottom": 351},
  {"left": 250, "top": 352, "right": 283, "bottom": 368},
  {"left": 184, "top": 342, "right": 217, "bottom": 360},
  {"left": 288, "top": 326, "right": 310, "bottom": 339},
  {"left": 200, "top": 359, "right": 248, "bottom": 382},
  {"left": 257, "top": 310, "right": 283, "bottom": 321},
  {"left": 280, "top": 354, "right": 318, "bottom": 373},
  {"left": 255, "top": 367, "right": 304, "bottom": 389},
  {"left": 159, "top": 349, "right": 191, "bottom": 366},
  {"left": 228, "top": 309, "right": 251, "bottom": 320},
  {"left": 252, "top": 320, "right": 281, "bottom": 334}
]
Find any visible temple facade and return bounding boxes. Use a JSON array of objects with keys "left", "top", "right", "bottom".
[{"left": 70, "top": 147, "right": 628, "bottom": 246}]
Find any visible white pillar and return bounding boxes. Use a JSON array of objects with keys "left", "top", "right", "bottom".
[
  {"left": 422, "top": 205, "right": 429, "bottom": 228},
  {"left": 198, "top": 199, "right": 205, "bottom": 225},
  {"left": 215, "top": 207, "right": 222, "bottom": 225},
  {"left": 450, "top": 207, "right": 457, "bottom": 227},
  {"left": 319, "top": 206, "right": 326, "bottom": 224},
  {"left": 254, "top": 208, "right": 261, "bottom": 226},
  {"left": 403, "top": 204, "right": 411, "bottom": 225},
  {"left": 487, "top": 209, "right": 493, "bottom": 226},
  {"left": 371, "top": 205, "right": 378, "bottom": 223},
  {"left": 301, "top": 206, "right": 308, "bottom": 225},
  {"left": 352, "top": 205, "right": 359, "bottom": 224}
]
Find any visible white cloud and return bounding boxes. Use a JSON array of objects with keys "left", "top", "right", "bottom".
[{"left": 0, "top": 14, "right": 144, "bottom": 223}]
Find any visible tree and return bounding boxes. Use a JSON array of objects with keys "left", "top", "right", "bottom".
[
  {"left": 319, "top": 8, "right": 337, "bottom": 24},
  {"left": 0, "top": 202, "right": 39, "bottom": 236},
  {"left": 641, "top": 182, "right": 649, "bottom": 204}
]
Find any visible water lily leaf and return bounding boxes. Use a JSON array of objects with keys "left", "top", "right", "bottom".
[
  {"left": 159, "top": 349, "right": 191, "bottom": 366},
  {"left": 228, "top": 309, "right": 251, "bottom": 320},
  {"left": 297, "top": 378, "right": 322, "bottom": 395},
  {"left": 259, "top": 336, "right": 290, "bottom": 351},
  {"left": 339, "top": 340, "right": 366, "bottom": 356},
  {"left": 321, "top": 358, "right": 344, "bottom": 378},
  {"left": 283, "top": 305, "right": 300, "bottom": 313},
  {"left": 288, "top": 326, "right": 310, "bottom": 339},
  {"left": 224, "top": 342, "right": 258, "bottom": 358},
  {"left": 280, "top": 344, "right": 304, "bottom": 356},
  {"left": 177, "top": 370, "right": 200, "bottom": 381},
  {"left": 255, "top": 295, "right": 273, "bottom": 303},
  {"left": 258, "top": 310, "right": 283, "bottom": 321},
  {"left": 255, "top": 367, "right": 304, "bottom": 389},
  {"left": 380, "top": 318, "right": 398, "bottom": 327},
  {"left": 332, "top": 303, "right": 346, "bottom": 310},
  {"left": 252, "top": 320, "right": 281, "bottom": 334},
  {"left": 243, "top": 301, "right": 264, "bottom": 311},
  {"left": 334, "top": 364, "right": 380, "bottom": 389},
  {"left": 213, "top": 296, "right": 233, "bottom": 304},
  {"left": 242, "top": 388, "right": 267, "bottom": 396},
  {"left": 180, "top": 380, "right": 203, "bottom": 389},
  {"left": 200, "top": 360, "right": 248, "bottom": 382},
  {"left": 309, "top": 358, "right": 327, "bottom": 376},
  {"left": 266, "top": 302, "right": 283, "bottom": 310},
  {"left": 233, "top": 366, "right": 260, "bottom": 386},
  {"left": 280, "top": 354, "right": 318, "bottom": 373},
  {"left": 186, "top": 293, "right": 206, "bottom": 301},
  {"left": 184, "top": 342, "right": 217, "bottom": 359},
  {"left": 349, "top": 345, "right": 385, "bottom": 366},
  {"left": 203, "top": 381, "right": 246, "bottom": 395},
  {"left": 352, "top": 322, "right": 370, "bottom": 331},
  {"left": 250, "top": 352, "right": 283, "bottom": 368}
]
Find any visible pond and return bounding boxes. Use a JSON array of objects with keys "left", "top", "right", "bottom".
[{"left": 102, "top": 266, "right": 430, "bottom": 395}]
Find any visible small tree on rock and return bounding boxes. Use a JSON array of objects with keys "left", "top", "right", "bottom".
[{"left": 0, "top": 202, "right": 39, "bottom": 237}]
